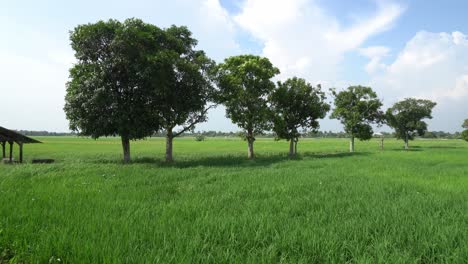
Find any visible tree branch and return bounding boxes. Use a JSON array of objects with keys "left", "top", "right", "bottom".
[{"left": 172, "top": 104, "right": 217, "bottom": 138}]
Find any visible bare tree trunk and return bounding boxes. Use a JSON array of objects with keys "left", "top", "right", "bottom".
[
  {"left": 166, "top": 128, "right": 174, "bottom": 162},
  {"left": 288, "top": 139, "right": 295, "bottom": 156},
  {"left": 121, "top": 137, "right": 131, "bottom": 163},
  {"left": 404, "top": 133, "right": 409, "bottom": 150},
  {"left": 349, "top": 136, "right": 355, "bottom": 152},
  {"left": 380, "top": 137, "right": 384, "bottom": 150},
  {"left": 247, "top": 129, "right": 254, "bottom": 159}
]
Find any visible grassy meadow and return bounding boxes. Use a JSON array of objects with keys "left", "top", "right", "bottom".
[{"left": 0, "top": 137, "right": 467, "bottom": 263}]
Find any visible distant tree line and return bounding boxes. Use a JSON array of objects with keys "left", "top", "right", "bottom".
[
  {"left": 63, "top": 18, "right": 462, "bottom": 163},
  {"left": 17, "top": 129, "right": 464, "bottom": 140},
  {"left": 14, "top": 130, "right": 77, "bottom": 136}
]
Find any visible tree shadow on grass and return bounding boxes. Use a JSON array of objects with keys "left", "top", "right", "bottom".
[
  {"left": 126, "top": 151, "right": 370, "bottom": 168},
  {"left": 389, "top": 146, "right": 423, "bottom": 152},
  {"left": 422, "top": 145, "right": 462, "bottom": 149}
]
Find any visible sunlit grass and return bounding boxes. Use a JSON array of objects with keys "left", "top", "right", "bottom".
[{"left": 1, "top": 137, "right": 467, "bottom": 263}]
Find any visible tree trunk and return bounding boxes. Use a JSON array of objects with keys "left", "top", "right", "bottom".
[
  {"left": 349, "top": 136, "right": 355, "bottom": 152},
  {"left": 166, "top": 128, "right": 174, "bottom": 162},
  {"left": 404, "top": 133, "right": 409, "bottom": 150},
  {"left": 121, "top": 137, "right": 131, "bottom": 163},
  {"left": 289, "top": 139, "right": 294, "bottom": 156},
  {"left": 380, "top": 137, "right": 384, "bottom": 150},
  {"left": 247, "top": 129, "right": 254, "bottom": 159},
  {"left": 294, "top": 138, "right": 298, "bottom": 155}
]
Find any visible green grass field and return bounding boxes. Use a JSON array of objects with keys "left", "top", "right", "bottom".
[{"left": 0, "top": 137, "right": 467, "bottom": 263}]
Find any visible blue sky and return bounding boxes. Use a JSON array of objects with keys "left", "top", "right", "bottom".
[{"left": 1, "top": 0, "right": 467, "bottom": 132}]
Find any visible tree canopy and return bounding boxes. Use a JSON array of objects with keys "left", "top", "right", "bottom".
[
  {"left": 462, "top": 119, "right": 468, "bottom": 142},
  {"left": 65, "top": 19, "right": 216, "bottom": 162},
  {"left": 270, "top": 77, "right": 329, "bottom": 156},
  {"left": 154, "top": 26, "right": 216, "bottom": 162},
  {"left": 462, "top": 130, "right": 468, "bottom": 142},
  {"left": 386, "top": 98, "right": 437, "bottom": 149},
  {"left": 330, "top": 86, "right": 383, "bottom": 152},
  {"left": 64, "top": 19, "right": 164, "bottom": 162},
  {"left": 215, "top": 55, "right": 280, "bottom": 159}
]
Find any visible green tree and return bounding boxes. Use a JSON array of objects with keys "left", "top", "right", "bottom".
[
  {"left": 155, "top": 26, "right": 216, "bottom": 162},
  {"left": 330, "top": 86, "right": 383, "bottom": 152},
  {"left": 270, "top": 77, "right": 329, "bottom": 156},
  {"left": 462, "top": 130, "right": 468, "bottom": 141},
  {"left": 462, "top": 119, "right": 468, "bottom": 142},
  {"left": 463, "top": 119, "right": 468, "bottom": 129},
  {"left": 64, "top": 19, "right": 163, "bottom": 163},
  {"left": 215, "top": 55, "right": 280, "bottom": 159},
  {"left": 386, "top": 98, "right": 437, "bottom": 149}
]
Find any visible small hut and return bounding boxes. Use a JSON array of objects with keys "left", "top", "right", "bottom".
[{"left": 0, "top": 126, "right": 41, "bottom": 163}]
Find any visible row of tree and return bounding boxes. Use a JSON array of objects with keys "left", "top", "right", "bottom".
[
  {"left": 64, "top": 19, "right": 441, "bottom": 163},
  {"left": 15, "top": 129, "right": 464, "bottom": 139}
]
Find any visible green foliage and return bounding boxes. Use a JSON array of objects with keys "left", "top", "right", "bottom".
[
  {"left": 215, "top": 55, "right": 279, "bottom": 136},
  {"left": 386, "top": 98, "right": 437, "bottom": 143},
  {"left": 156, "top": 26, "right": 216, "bottom": 138},
  {"left": 462, "top": 119, "right": 468, "bottom": 129},
  {"left": 215, "top": 55, "right": 279, "bottom": 157},
  {"left": 422, "top": 131, "right": 437, "bottom": 139},
  {"left": 194, "top": 135, "right": 206, "bottom": 141},
  {"left": 0, "top": 137, "right": 467, "bottom": 262},
  {"left": 330, "top": 86, "right": 383, "bottom": 141},
  {"left": 462, "top": 130, "right": 468, "bottom": 141},
  {"left": 64, "top": 19, "right": 216, "bottom": 162},
  {"left": 64, "top": 19, "right": 162, "bottom": 141},
  {"left": 270, "top": 77, "right": 329, "bottom": 154}
]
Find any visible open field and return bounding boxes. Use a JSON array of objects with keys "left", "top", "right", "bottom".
[{"left": 0, "top": 137, "right": 467, "bottom": 263}]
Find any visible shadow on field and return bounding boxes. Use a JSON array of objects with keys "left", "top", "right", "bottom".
[
  {"left": 389, "top": 147, "right": 423, "bottom": 152},
  {"left": 126, "top": 151, "right": 369, "bottom": 168},
  {"left": 422, "top": 145, "right": 462, "bottom": 149},
  {"left": 372, "top": 145, "right": 460, "bottom": 152}
]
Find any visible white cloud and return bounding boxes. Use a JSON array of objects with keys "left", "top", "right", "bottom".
[
  {"left": 234, "top": 0, "right": 404, "bottom": 84},
  {"left": 360, "top": 46, "right": 390, "bottom": 74},
  {"left": 4, "top": 0, "right": 465, "bottom": 133},
  {"left": 370, "top": 31, "right": 468, "bottom": 132},
  {"left": 0, "top": 0, "right": 240, "bottom": 132}
]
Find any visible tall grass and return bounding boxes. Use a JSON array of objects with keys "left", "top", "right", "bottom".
[{"left": 0, "top": 137, "right": 467, "bottom": 263}]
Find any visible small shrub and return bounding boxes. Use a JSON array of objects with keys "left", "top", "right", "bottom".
[{"left": 195, "top": 135, "right": 205, "bottom": 142}]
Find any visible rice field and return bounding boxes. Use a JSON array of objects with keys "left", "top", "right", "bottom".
[{"left": 0, "top": 137, "right": 467, "bottom": 263}]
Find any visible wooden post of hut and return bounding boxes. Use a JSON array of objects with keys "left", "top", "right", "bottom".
[
  {"left": 1, "top": 141, "right": 5, "bottom": 158},
  {"left": 9, "top": 141, "right": 13, "bottom": 162},
  {"left": 19, "top": 142, "right": 23, "bottom": 163}
]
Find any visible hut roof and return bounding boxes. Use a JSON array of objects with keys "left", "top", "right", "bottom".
[{"left": 0, "top": 126, "right": 41, "bottom": 144}]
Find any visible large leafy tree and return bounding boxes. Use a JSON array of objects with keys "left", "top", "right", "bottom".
[
  {"left": 330, "top": 86, "right": 383, "bottom": 152},
  {"left": 386, "top": 98, "right": 437, "bottom": 149},
  {"left": 64, "top": 19, "right": 163, "bottom": 163},
  {"left": 270, "top": 77, "right": 329, "bottom": 156},
  {"left": 155, "top": 26, "right": 216, "bottom": 162},
  {"left": 463, "top": 119, "right": 468, "bottom": 129},
  {"left": 215, "top": 55, "right": 280, "bottom": 159}
]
